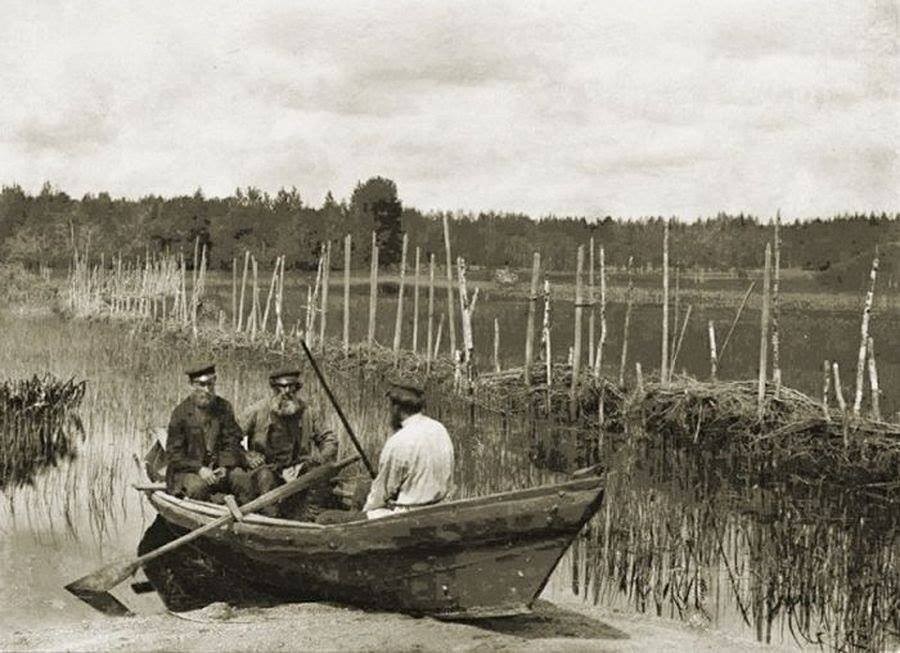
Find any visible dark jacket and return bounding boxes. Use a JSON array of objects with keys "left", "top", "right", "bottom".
[
  {"left": 240, "top": 397, "right": 338, "bottom": 472},
  {"left": 165, "top": 394, "right": 246, "bottom": 485}
]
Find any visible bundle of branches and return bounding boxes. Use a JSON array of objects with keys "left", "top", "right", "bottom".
[
  {"left": 628, "top": 377, "right": 900, "bottom": 500},
  {"left": 0, "top": 375, "right": 86, "bottom": 488},
  {"left": 477, "top": 363, "right": 627, "bottom": 429}
]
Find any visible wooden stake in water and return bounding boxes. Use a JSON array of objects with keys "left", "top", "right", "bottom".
[
  {"left": 249, "top": 256, "right": 260, "bottom": 341},
  {"left": 261, "top": 256, "right": 280, "bottom": 334},
  {"left": 238, "top": 250, "right": 249, "bottom": 333},
  {"left": 672, "top": 265, "right": 680, "bottom": 371},
  {"left": 708, "top": 320, "right": 718, "bottom": 381},
  {"left": 274, "top": 255, "right": 285, "bottom": 342},
  {"left": 822, "top": 359, "right": 831, "bottom": 421},
  {"left": 367, "top": 232, "right": 379, "bottom": 347},
  {"left": 541, "top": 279, "right": 552, "bottom": 395},
  {"left": 343, "top": 234, "right": 351, "bottom": 357},
  {"left": 493, "top": 317, "right": 501, "bottom": 373},
  {"left": 719, "top": 280, "right": 756, "bottom": 364},
  {"left": 392, "top": 233, "right": 409, "bottom": 356},
  {"left": 231, "top": 257, "right": 237, "bottom": 331},
  {"left": 669, "top": 304, "right": 692, "bottom": 381},
  {"left": 661, "top": 219, "right": 670, "bottom": 385},
  {"left": 832, "top": 362, "right": 846, "bottom": 415},
  {"left": 524, "top": 252, "right": 541, "bottom": 386},
  {"left": 588, "top": 237, "right": 595, "bottom": 371},
  {"left": 771, "top": 211, "right": 782, "bottom": 394},
  {"left": 757, "top": 243, "right": 771, "bottom": 420},
  {"left": 867, "top": 336, "right": 881, "bottom": 420},
  {"left": 412, "top": 246, "right": 420, "bottom": 355},
  {"left": 427, "top": 253, "right": 436, "bottom": 372},
  {"left": 594, "top": 245, "right": 607, "bottom": 379},
  {"left": 570, "top": 245, "right": 585, "bottom": 420},
  {"left": 618, "top": 256, "right": 633, "bottom": 386},
  {"left": 442, "top": 214, "right": 457, "bottom": 356},
  {"left": 853, "top": 253, "right": 879, "bottom": 416},
  {"left": 319, "top": 242, "right": 331, "bottom": 352},
  {"left": 433, "top": 313, "right": 444, "bottom": 361}
]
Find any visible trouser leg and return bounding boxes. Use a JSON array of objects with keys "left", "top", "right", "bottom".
[
  {"left": 226, "top": 468, "right": 255, "bottom": 506},
  {"left": 250, "top": 466, "right": 281, "bottom": 517}
]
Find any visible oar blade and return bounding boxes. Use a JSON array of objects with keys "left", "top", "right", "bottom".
[{"left": 65, "top": 556, "right": 139, "bottom": 615}]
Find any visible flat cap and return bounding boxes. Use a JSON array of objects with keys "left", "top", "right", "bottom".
[
  {"left": 269, "top": 369, "right": 302, "bottom": 385},
  {"left": 185, "top": 364, "right": 216, "bottom": 382},
  {"left": 385, "top": 376, "right": 425, "bottom": 403}
]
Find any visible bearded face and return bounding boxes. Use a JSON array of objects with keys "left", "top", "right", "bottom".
[
  {"left": 191, "top": 380, "right": 215, "bottom": 407},
  {"left": 270, "top": 384, "right": 302, "bottom": 417}
]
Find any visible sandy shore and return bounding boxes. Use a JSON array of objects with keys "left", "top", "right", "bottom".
[{"left": 2, "top": 599, "right": 787, "bottom": 652}]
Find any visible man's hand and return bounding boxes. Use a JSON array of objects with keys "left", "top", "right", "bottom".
[
  {"left": 281, "top": 464, "right": 301, "bottom": 483},
  {"left": 245, "top": 451, "right": 265, "bottom": 469},
  {"left": 198, "top": 466, "right": 217, "bottom": 485}
]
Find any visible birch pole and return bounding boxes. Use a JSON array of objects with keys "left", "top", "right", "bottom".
[
  {"left": 822, "top": 360, "right": 831, "bottom": 421},
  {"left": 426, "top": 253, "right": 435, "bottom": 372},
  {"left": 237, "top": 250, "right": 249, "bottom": 333},
  {"left": 524, "top": 252, "right": 540, "bottom": 386},
  {"left": 757, "top": 243, "right": 771, "bottom": 420},
  {"left": 867, "top": 336, "right": 881, "bottom": 420},
  {"left": 231, "top": 257, "right": 237, "bottom": 331},
  {"left": 852, "top": 254, "right": 879, "bottom": 416},
  {"left": 570, "top": 245, "right": 585, "bottom": 420},
  {"left": 588, "top": 237, "right": 595, "bottom": 370},
  {"left": 541, "top": 279, "right": 552, "bottom": 397},
  {"left": 392, "top": 233, "right": 409, "bottom": 356},
  {"left": 594, "top": 246, "right": 607, "bottom": 379},
  {"left": 661, "top": 219, "right": 670, "bottom": 384},
  {"left": 442, "top": 214, "right": 457, "bottom": 356},
  {"left": 343, "top": 234, "right": 351, "bottom": 356},
  {"left": 412, "top": 246, "right": 420, "bottom": 355},
  {"left": 771, "top": 211, "right": 782, "bottom": 394},
  {"left": 618, "top": 256, "right": 634, "bottom": 386},
  {"left": 493, "top": 318, "right": 501, "bottom": 373},
  {"left": 319, "top": 242, "right": 331, "bottom": 352},
  {"left": 367, "top": 232, "right": 379, "bottom": 347},
  {"left": 708, "top": 320, "right": 718, "bottom": 380}
]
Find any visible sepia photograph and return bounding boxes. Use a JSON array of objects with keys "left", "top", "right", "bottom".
[{"left": 0, "top": 1, "right": 897, "bottom": 651}]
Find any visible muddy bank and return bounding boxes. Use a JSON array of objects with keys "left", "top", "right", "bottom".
[{"left": 3, "top": 599, "right": 783, "bottom": 652}]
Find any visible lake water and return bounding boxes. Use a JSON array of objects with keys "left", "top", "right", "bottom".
[{"left": 0, "top": 298, "right": 897, "bottom": 650}]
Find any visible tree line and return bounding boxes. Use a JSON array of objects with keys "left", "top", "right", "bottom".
[{"left": 1, "top": 178, "right": 896, "bottom": 274}]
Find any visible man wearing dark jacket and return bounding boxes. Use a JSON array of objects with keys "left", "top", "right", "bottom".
[
  {"left": 240, "top": 369, "right": 338, "bottom": 518},
  {"left": 165, "top": 364, "right": 254, "bottom": 504}
]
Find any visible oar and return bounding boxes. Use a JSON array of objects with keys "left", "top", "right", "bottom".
[
  {"left": 300, "top": 339, "right": 376, "bottom": 478},
  {"left": 65, "top": 454, "right": 360, "bottom": 614}
]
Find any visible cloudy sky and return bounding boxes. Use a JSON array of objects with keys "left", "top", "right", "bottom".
[{"left": 1, "top": 0, "right": 897, "bottom": 219}]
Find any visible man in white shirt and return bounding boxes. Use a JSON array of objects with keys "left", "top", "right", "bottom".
[{"left": 363, "top": 378, "right": 455, "bottom": 519}]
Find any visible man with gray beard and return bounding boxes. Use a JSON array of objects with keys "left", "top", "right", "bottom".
[{"left": 240, "top": 369, "right": 338, "bottom": 518}]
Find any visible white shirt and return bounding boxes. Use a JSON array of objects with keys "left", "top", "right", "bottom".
[{"left": 363, "top": 413, "right": 455, "bottom": 513}]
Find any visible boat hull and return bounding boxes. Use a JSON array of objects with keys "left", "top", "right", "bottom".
[{"left": 146, "top": 477, "right": 604, "bottom": 618}]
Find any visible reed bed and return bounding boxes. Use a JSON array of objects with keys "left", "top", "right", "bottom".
[{"left": 0, "top": 375, "right": 86, "bottom": 488}]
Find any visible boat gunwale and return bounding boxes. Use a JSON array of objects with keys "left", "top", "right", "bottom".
[{"left": 148, "top": 475, "right": 604, "bottom": 533}]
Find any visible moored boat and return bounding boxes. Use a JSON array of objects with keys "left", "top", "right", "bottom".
[{"left": 142, "top": 474, "right": 604, "bottom": 619}]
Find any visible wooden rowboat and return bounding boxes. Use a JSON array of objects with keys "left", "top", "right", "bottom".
[{"left": 141, "top": 474, "right": 604, "bottom": 619}]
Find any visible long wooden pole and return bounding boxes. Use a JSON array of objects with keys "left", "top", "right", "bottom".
[
  {"left": 822, "top": 359, "right": 831, "bottom": 421},
  {"left": 588, "top": 237, "right": 595, "bottom": 371},
  {"left": 570, "top": 245, "right": 584, "bottom": 419},
  {"left": 771, "top": 211, "right": 782, "bottom": 393},
  {"left": 319, "top": 242, "right": 331, "bottom": 351},
  {"left": 493, "top": 317, "right": 501, "bottom": 373},
  {"left": 757, "top": 243, "right": 771, "bottom": 420},
  {"left": 524, "top": 252, "right": 540, "bottom": 386},
  {"left": 442, "top": 214, "right": 457, "bottom": 355},
  {"left": 594, "top": 246, "right": 607, "bottom": 379},
  {"left": 618, "top": 256, "right": 634, "bottom": 386},
  {"left": 867, "top": 337, "right": 881, "bottom": 420},
  {"left": 392, "top": 233, "right": 409, "bottom": 356},
  {"left": 661, "top": 219, "right": 670, "bottom": 384},
  {"left": 237, "top": 250, "right": 249, "bottom": 333},
  {"left": 853, "top": 254, "right": 879, "bottom": 416},
  {"left": 412, "top": 246, "right": 420, "bottom": 355},
  {"left": 367, "top": 232, "right": 379, "bottom": 347},
  {"left": 426, "top": 253, "right": 435, "bottom": 372},
  {"left": 343, "top": 234, "right": 351, "bottom": 357},
  {"left": 231, "top": 257, "right": 237, "bottom": 331},
  {"left": 708, "top": 320, "right": 718, "bottom": 381}
]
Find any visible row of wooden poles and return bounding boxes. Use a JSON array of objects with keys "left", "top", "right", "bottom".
[
  {"left": 67, "top": 240, "right": 207, "bottom": 331},
  {"left": 68, "top": 214, "right": 886, "bottom": 423}
]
